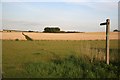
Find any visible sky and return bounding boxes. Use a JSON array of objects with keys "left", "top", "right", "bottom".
[{"left": 1, "top": 0, "right": 119, "bottom": 32}]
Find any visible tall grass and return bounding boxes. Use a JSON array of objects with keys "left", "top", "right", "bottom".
[{"left": 2, "top": 40, "right": 120, "bottom": 78}]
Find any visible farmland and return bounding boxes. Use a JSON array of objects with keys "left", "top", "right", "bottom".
[
  {"left": 1, "top": 1, "right": 119, "bottom": 78},
  {"left": 2, "top": 40, "right": 120, "bottom": 78},
  {"left": 1, "top": 32, "right": 119, "bottom": 40}
]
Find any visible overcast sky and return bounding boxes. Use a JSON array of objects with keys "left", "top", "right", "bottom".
[{"left": 1, "top": 0, "right": 119, "bottom": 32}]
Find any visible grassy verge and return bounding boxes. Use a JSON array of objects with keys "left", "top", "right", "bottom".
[{"left": 2, "top": 40, "right": 120, "bottom": 78}]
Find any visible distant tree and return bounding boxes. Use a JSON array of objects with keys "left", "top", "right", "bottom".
[
  {"left": 28, "top": 30, "right": 34, "bottom": 32},
  {"left": 113, "top": 29, "right": 119, "bottom": 32},
  {"left": 44, "top": 27, "right": 60, "bottom": 33}
]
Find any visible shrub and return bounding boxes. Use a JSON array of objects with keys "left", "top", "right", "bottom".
[
  {"left": 12, "top": 55, "right": 120, "bottom": 78},
  {"left": 15, "top": 39, "right": 19, "bottom": 41}
]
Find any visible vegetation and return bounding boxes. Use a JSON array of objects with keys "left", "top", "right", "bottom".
[
  {"left": 113, "top": 29, "right": 120, "bottom": 32},
  {"left": 44, "top": 27, "right": 60, "bottom": 33},
  {"left": 15, "top": 39, "right": 19, "bottom": 41},
  {"left": 2, "top": 40, "right": 120, "bottom": 78}
]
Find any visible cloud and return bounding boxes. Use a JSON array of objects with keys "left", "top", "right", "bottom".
[
  {"left": 2, "top": 20, "right": 44, "bottom": 31},
  {"left": 64, "top": 1, "right": 118, "bottom": 13},
  {"left": 85, "top": 2, "right": 118, "bottom": 11},
  {"left": 2, "top": 2, "right": 118, "bottom": 32}
]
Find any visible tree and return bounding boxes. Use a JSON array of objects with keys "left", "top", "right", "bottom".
[
  {"left": 44, "top": 27, "right": 60, "bottom": 33},
  {"left": 113, "top": 29, "right": 119, "bottom": 32}
]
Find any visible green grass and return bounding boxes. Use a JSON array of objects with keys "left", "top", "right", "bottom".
[{"left": 2, "top": 40, "right": 120, "bottom": 78}]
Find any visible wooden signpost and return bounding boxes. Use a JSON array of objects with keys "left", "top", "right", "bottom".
[{"left": 100, "top": 19, "right": 110, "bottom": 65}]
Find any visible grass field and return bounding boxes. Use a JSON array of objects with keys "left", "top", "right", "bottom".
[{"left": 2, "top": 40, "right": 120, "bottom": 78}]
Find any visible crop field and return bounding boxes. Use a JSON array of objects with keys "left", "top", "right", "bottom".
[
  {"left": 1, "top": 32, "right": 119, "bottom": 40},
  {"left": 2, "top": 40, "right": 120, "bottom": 78}
]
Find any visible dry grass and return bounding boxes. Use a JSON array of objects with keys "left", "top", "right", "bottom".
[{"left": 1, "top": 32, "right": 119, "bottom": 40}]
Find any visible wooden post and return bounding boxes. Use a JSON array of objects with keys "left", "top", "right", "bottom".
[
  {"left": 100, "top": 19, "right": 110, "bottom": 65},
  {"left": 106, "top": 19, "right": 110, "bottom": 65}
]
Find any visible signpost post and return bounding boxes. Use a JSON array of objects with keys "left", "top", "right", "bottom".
[{"left": 100, "top": 19, "right": 110, "bottom": 65}]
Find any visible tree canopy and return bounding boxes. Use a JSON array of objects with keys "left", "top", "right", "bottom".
[
  {"left": 44, "top": 27, "right": 60, "bottom": 33},
  {"left": 113, "top": 29, "right": 120, "bottom": 32}
]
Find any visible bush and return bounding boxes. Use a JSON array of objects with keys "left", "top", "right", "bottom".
[
  {"left": 23, "top": 55, "right": 120, "bottom": 78},
  {"left": 15, "top": 39, "right": 19, "bottom": 41}
]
